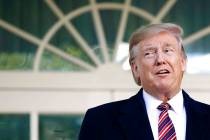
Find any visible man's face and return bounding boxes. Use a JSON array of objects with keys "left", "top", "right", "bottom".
[{"left": 132, "top": 32, "right": 186, "bottom": 95}]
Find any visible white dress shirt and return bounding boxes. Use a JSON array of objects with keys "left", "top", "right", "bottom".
[{"left": 143, "top": 89, "right": 186, "bottom": 140}]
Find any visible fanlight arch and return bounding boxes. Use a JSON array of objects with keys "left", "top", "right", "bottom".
[{"left": 0, "top": 0, "right": 210, "bottom": 73}]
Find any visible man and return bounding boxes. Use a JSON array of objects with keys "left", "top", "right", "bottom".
[{"left": 79, "top": 23, "right": 210, "bottom": 140}]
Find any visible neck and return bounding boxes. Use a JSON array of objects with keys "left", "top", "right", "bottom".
[{"left": 144, "top": 88, "right": 181, "bottom": 102}]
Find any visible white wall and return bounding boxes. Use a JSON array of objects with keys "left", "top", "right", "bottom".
[{"left": 0, "top": 72, "right": 210, "bottom": 140}]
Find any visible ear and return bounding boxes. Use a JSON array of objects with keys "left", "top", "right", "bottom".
[
  {"left": 130, "top": 60, "right": 138, "bottom": 75},
  {"left": 181, "top": 57, "right": 186, "bottom": 72},
  {"left": 130, "top": 60, "right": 141, "bottom": 85}
]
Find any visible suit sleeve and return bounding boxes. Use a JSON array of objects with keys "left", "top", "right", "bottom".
[{"left": 78, "top": 109, "right": 100, "bottom": 140}]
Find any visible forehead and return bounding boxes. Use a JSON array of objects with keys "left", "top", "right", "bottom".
[{"left": 139, "top": 32, "right": 179, "bottom": 47}]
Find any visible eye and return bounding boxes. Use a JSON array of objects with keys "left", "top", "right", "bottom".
[
  {"left": 163, "top": 43, "right": 176, "bottom": 53},
  {"left": 145, "top": 52, "right": 150, "bottom": 56},
  {"left": 164, "top": 47, "right": 174, "bottom": 54},
  {"left": 144, "top": 50, "right": 155, "bottom": 57},
  {"left": 164, "top": 48, "right": 171, "bottom": 52}
]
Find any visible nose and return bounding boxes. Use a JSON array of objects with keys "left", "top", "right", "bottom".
[{"left": 155, "top": 52, "right": 166, "bottom": 66}]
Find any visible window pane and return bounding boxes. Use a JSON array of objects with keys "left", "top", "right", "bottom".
[
  {"left": 39, "top": 114, "right": 83, "bottom": 140},
  {"left": 0, "top": 114, "right": 30, "bottom": 140}
]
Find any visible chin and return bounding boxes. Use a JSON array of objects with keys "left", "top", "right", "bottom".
[{"left": 154, "top": 83, "right": 172, "bottom": 92}]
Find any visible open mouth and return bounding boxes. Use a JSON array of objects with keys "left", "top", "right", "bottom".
[{"left": 156, "top": 69, "right": 170, "bottom": 75}]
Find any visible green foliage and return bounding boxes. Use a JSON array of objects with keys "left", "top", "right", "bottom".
[
  {"left": 0, "top": 53, "right": 33, "bottom": 70},
  {"left": 0, "top": 45, "right": 97, "bottom": 71},
  {"left": 40, "top": 49, "right": 87, "bottom": 71}
]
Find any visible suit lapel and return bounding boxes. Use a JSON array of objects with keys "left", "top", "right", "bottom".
[
  {"left": 183, "top": 90, "right": 207, "bottom": 140},
  {"left": 117, "top": 89, "right": 209, "bottom": 140},
  {"left": 118, "top": 89, "right": 154, "bottom": 140}
]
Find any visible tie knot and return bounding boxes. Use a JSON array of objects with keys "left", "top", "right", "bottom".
[{"left": 157, "top": 103, "right": 171, "bottom": 111}]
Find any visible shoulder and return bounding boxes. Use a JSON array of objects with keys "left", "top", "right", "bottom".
[
  {"left": 85, "top": 98, "right": 129, "bottom": 118},
  {"left": 83, "top": 91, "right": 142, "bottom": 122},
  {"left": 191, "top": 98, "right": 210, "bottom": 113},
  {"left": 79, "top": 96, "right": 135, "bottom": 139},
  {"left": 183, "top": 90, "right": 210, "bottom": 114}
]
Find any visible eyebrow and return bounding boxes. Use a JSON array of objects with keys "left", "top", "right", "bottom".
[
  {"left": 164, "top": 42, "right": 175, "bottom": 46},
  {"left": 142, "top": 46, "right": 157, "bottom": 51},
  {"left": 143, "top": 42, "right": 177, "bottom": 48},
  {"left": 142, "top": 43, "right": 154, "bottom": 47}
]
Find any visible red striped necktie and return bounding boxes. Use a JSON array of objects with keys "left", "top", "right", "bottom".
[{"left": 157, "top": 103, "right": 177, "bottom": 140}]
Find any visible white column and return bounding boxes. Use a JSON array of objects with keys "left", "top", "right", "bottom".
[{"left": 31, "top": 111, "right": 39, "bottom": 140}]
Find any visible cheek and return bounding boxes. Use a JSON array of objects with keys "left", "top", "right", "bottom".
[
  {"left": 139, "top": 63, "right": 154, "bottom": 78},
  {"left": 173, "top": 58, "right": 186, "bottom": 73},
  {"left": 138, "top": 57, "right": 156, "bottom": 77}
]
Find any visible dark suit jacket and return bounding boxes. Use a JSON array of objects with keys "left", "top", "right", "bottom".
[{"left": 79, "top": 89, "right": 210, "bottom": 140}]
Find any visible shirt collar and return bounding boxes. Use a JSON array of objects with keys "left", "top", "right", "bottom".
[
  {"left": 168, "top": 90, "right": 184, "bottom": 114},
  {"left": 143, "top": 89, "right": 162, "bottom": 114},
  {"left": 143, "top": 89, "right": 184, "bottom": 114}
]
